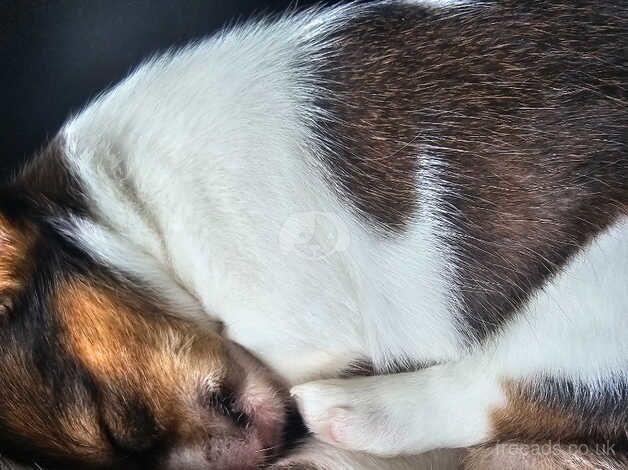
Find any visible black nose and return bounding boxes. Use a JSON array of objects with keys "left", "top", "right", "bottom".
[{"left": 281, "top": 401, "right": 310, "bottom": 454}]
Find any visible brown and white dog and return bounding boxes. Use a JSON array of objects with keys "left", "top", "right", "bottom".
[{"left": 0, "top": 1, "right": 626, "bottom": 469}]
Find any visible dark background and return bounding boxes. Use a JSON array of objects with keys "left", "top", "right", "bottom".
[{"left": 0, "top": 0, "right": 323, "bottom": 180}]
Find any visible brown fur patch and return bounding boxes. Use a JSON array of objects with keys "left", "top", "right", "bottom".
[
  {"left": 315, "top": 1, "right": 627, "bottom": 341},
  {"left": 0, "top": 337, "right": 110, "bottom": 464},
  {"left": 491, "top": 379, "right": 628, "bottom": 446},
  {"left": 17, "top": 137, "right": 88, "bottom": 216},
  {"left": 56, "top": 280, "right": 226, "bottom": 380}
]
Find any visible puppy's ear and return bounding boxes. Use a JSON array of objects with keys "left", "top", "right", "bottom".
[
  {"left": 0, "top": 296, "right": 14, "bottom": 316},
  {"left": 0, "top": 215, "right": 37, "bottom": 314}
]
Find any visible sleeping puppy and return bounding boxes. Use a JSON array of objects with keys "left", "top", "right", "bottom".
[{"left": 0, "top": 0, "right": 626, "bottom": 468}]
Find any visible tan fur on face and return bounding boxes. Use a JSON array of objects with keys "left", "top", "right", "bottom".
[
  {"left": 55, "top": 278, "right": 231, "bottom": 441},
  {"left": 57, "top": 280, "right": 226, "bottom": 382}
]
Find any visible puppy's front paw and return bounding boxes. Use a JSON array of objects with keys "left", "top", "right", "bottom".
[{"left": 291, "top": 379, "right": 400, "bottom": 456}]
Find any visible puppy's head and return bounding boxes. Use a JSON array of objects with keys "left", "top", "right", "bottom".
[{"left": 0, "top": 203, "right": 292, "bottom": 469}]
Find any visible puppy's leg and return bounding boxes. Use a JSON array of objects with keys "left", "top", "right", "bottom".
[
  {"left": 292, "top": 362, "right": 627, "bottom": 457},
  {"left": 291, "top": 359, "right": 502, "bottom": 456},
  {"left": 269, "top": 438, "right": 463, "bottom": 470}
]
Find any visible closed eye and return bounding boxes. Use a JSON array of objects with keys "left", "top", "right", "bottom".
[{"left": 204, "top": 388, "right": 250, "bottom": 428}]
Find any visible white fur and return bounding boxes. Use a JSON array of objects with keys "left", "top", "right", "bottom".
[
  {"left": 62, "top": 2, "right": 464, "bottom": 385},
  {"left": 52, "top": 1, "right": 626, "bottom": 467},
  {"left": 292, "top": 219, "right": 627, "bottom": 455}
]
